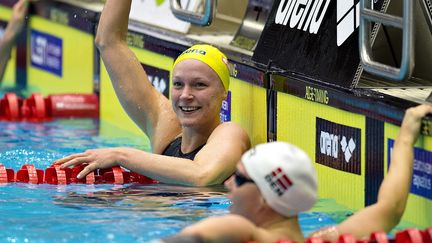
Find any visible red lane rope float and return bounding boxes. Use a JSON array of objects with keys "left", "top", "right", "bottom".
[
  {"left": 26, "top": 93, "right": 47, "bottom": 121},
  {"left": 1, "top": 163, "right": 158, "bottom": 185},
  {"left": 337, "top": 234, "right": 356, "bottom": 243},
  {"left": 101, "top": 166, "right": 127, "bottom": 184},
  {"left": 70, "top": 164, "right": 95, "bottom": 184},
  {"left": 0, "top": 93, "right": 100, "bottom": 121},
  {"left": 422, "top": 227, "right": 432, "bottom": 242},
  {"left": 0, "top": 164, "right": 15, "bottom": 183},
  {"left": 369, "top": 232, "right": 389, "bottom": 243},
  {"left": 0, "top": 93, "right": 20, "bottom": 120},
  {"left": 305, "top": 238, "right": 329, "bottom": 243},
  {"left": 396, "top": 228, "right": 424, "bottom": 243},
  {"left": 15, "top": 164, "right": 44, "bottom": 184},
  {"left": 45, "top": 164, "right": 72, "bottom": 185},
  {"left": 45, "top": 94, "right": 99, "bottom": 118}
]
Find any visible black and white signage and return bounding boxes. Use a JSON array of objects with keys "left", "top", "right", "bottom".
[
  {"left": 141, "top": 64, "right": 170, "bottom": 98},
  {"left": 253, "top": 0, "right": 384, "bottom": 88},
  {"left": 316, "top": 117, "right": 361, "bottom": 174}
]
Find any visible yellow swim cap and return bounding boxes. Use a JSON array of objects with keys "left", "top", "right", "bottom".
[{"left": 173, "top": 44, "right": 230, "bottom": 91}]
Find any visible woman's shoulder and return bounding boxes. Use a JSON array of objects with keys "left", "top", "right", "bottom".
[
  {"left": 207, "top": 122, "right": 251, "bottom": 149},
  {"left": 212, "top": 122, "right": 249, "bottom": 138},
  {"left": 215, "top": 121, "right": 246, "bottom": 131}
]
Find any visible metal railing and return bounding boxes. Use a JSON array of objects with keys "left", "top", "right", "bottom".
[
  {"left": 359, "top": 0, "right": 414, "bottom": 81},
  {"left": 170, "top": 0, "right": 216, "bottom": 26}
]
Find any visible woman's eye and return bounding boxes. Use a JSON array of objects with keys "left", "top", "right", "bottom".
[
  {"left": 173, "top": 81, "right": 183, "bottom": 88},
  {"left": 195, "top": 82, "right": 207, "bottom": 88}
]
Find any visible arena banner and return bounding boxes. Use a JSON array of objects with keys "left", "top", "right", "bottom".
[
  {"left": 316, "top": 117, "right": 361, "bottom": 175},
  {"left": 141, "top": 64, "right": 170, "bottom": 98},
  {"left": 252, "top": 0, "right": 385, "bottom": 88}
]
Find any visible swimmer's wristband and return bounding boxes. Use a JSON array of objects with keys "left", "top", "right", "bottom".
[{"left": 152, "top": 235, "right": 204, "bottom": 243}]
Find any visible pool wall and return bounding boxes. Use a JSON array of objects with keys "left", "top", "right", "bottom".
[
  {"left": 0, "top": 0, "right": 430, "bottom": 229},
  {"left": 276, "top": 85, "right": 432, "bottom": 227},
  {"left": 27, "top": 15, "right": 95, "bottom": 95},
  {"left": 0, "top": 4, "right": 16, "bottom": 89}
]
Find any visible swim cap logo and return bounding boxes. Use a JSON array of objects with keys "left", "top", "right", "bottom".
[
  {"left": 222, "top": 57, "right": 228, "bottom": 66},
  {"left": 265, "top": 167, "right": 293, "bottom": 196},
  {"left": 181, "top": 49, "right": 207, "bottom": 56}
]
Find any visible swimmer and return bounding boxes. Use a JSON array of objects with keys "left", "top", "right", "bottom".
[
  {"left": 55, "top": 0, "right": 250, "bottom": 186},
  {"left": 158, "top": 104, "right": 432, "bottom": 242},
  {"left": 0, "top": 0, "right": 28, "bottom": 82}
]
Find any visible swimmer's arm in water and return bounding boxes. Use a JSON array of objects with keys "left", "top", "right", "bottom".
[
  {"left": 311, "top": 104, "right": 432, "bottom": 240},
  {"left": 56, "top": 122, "right": 250, "bottom": 186},
  {"left": 95, "top": 0, "right": 181, "bottom": 150},
  {"left": 0, "top": 0, "right": 28, "bottom": 82},
  {"left": 174, "top": 215, "right": 264, "bottom": 243}
]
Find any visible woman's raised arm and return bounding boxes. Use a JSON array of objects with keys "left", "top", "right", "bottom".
[{"left": 95, "top": 0, "right": 180, "bottom": 151}]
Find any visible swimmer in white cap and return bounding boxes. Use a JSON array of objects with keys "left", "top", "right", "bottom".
[
  {"left": 0, "top": 0, "right": 28, "bottom": 83},
  {"left": 55, "top": 0, "right": 250, "bottom": 186},
  {"left": 159, "top": 104, "right": 432, "bottom": 242}
]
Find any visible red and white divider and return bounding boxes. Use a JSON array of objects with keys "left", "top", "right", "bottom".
[
  {"left": 0, "top": 163, "right": 158, "bottom": 185},
  {"left": 0, "top": 92, "right": 99, "bottom": 121}
]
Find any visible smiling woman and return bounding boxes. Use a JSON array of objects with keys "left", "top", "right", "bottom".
[{"left": 54, "top": 0, "right": 251, "bottom": 186}]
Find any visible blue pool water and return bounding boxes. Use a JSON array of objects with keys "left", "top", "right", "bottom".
[{"left": 0, "top": 119, "right": 346, "bottom": 242}]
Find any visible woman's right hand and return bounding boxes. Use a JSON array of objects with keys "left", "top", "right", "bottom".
[{"left": 54, "top": 148, "right": 126, "bottom": 179}]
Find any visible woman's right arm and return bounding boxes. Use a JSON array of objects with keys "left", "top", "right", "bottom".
[{"left": 95, "top": 0, "right": 181, "bottom": 151}]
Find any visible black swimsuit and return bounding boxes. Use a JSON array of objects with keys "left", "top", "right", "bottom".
[{"left": 162, "top": 137, "right": 205, "bottom": 160}]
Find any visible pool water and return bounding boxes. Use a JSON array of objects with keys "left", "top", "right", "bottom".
[{"left": 0, "top": 119, "right": 349, "bottom": 242}]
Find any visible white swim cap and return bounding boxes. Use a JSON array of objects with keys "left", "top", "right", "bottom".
[{"left": 241, "top": 142, "right": 318, "bottom": 217}]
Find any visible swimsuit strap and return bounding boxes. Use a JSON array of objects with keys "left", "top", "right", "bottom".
[{"left": 162, "top": 137, "right": 205, "bottom": 160}]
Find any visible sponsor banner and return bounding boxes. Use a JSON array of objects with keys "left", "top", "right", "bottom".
[
  {"left": 220, "top": 91, "right": 231, "bottom": 122},
  {"left": 316, "top": 117, "right": 361, "bottom": 174},
  {"left": 30, "top": 30, "right": 63, "bottom": 77},
  {"left": 129, "top": 0, "right": 199, "bottom": 33},
  {"left": 253, "top": 0, "right": 384, "bottom": 88},
  {"left": 141, "top": 64, "right": 170, "bottom": 98},
  {"left": 388, "top": 139, "right": 432, "bottom": 200}
]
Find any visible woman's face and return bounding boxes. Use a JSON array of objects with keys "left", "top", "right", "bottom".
[
  {"left": 171, "top": 59, "right": 227, "bottom": 128},
  {"left": 224, "top": 162, "right": 261, "bottom": 220}
]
